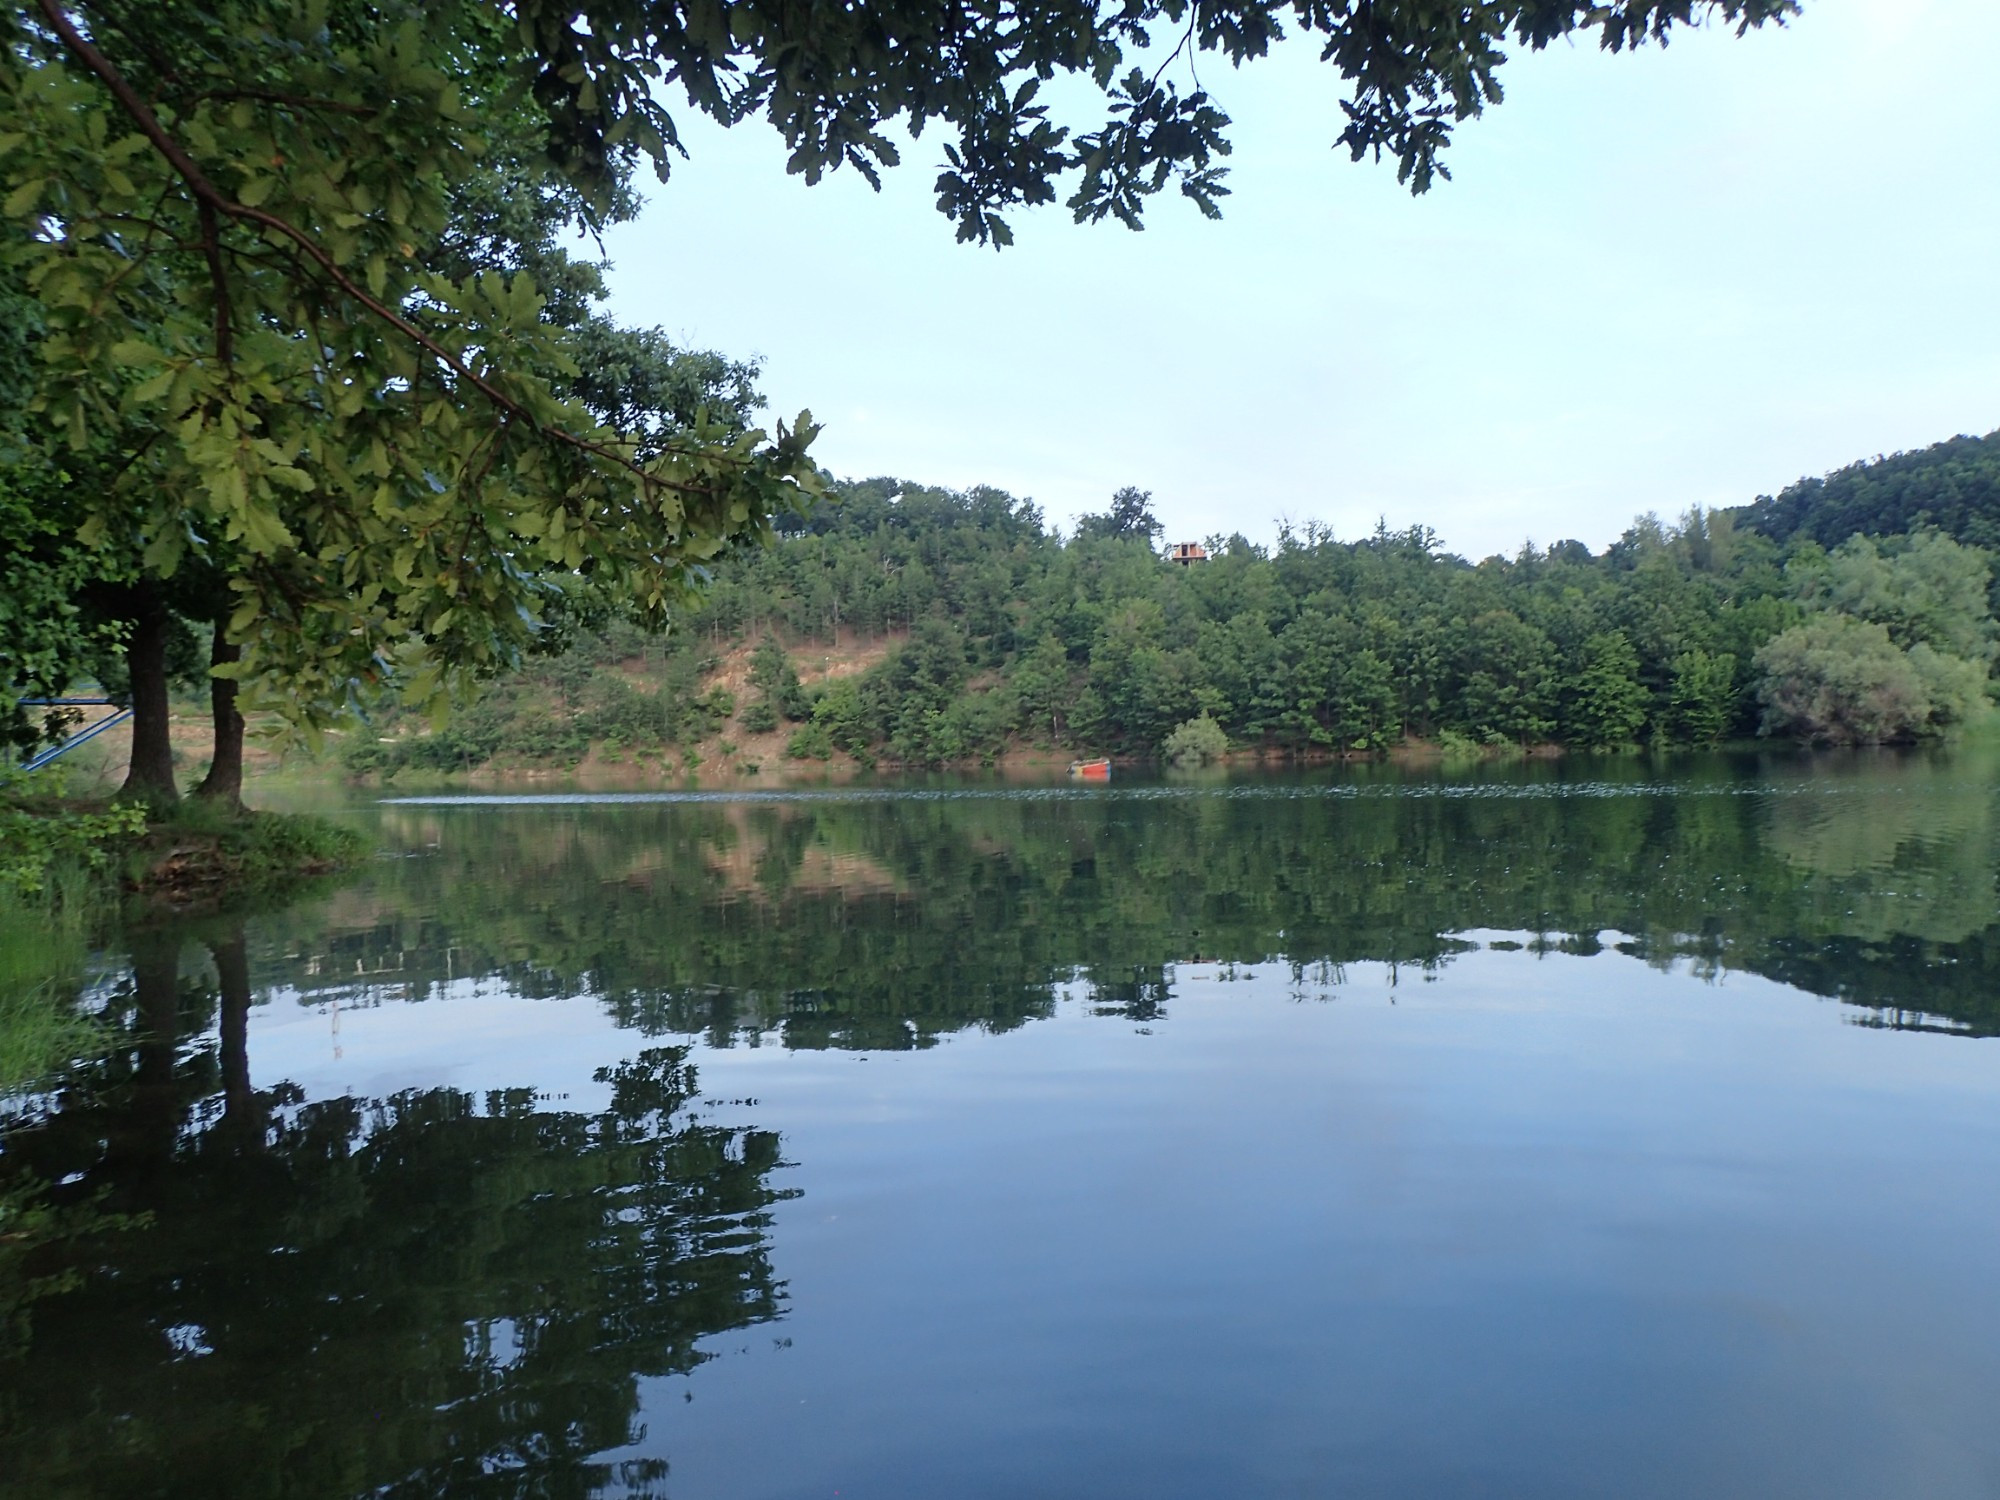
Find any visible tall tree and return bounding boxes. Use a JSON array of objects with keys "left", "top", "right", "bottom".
[{"left": 3, "top": 0, "right": 821, "bottom": 754}]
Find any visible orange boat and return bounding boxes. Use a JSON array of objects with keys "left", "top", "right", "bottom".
[{"left": 1067, "top": 758, "right": 1111, "bottom": 780}]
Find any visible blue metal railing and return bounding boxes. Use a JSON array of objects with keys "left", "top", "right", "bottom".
[{"left": 14, "top": 697, "right": 133, "bottom": 772}]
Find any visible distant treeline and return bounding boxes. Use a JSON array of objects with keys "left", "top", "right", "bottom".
[
  {"left": 353, "top": 437, "right": 2000, "bottom": 772},
  {"left": 1738, "top": 428, "right": 2000, "bottom": 551}
]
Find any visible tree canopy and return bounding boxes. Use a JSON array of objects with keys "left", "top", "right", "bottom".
[
  {"left": 1735, "top": 430, "right": 2000, "bottom": 552},
  {"left": 509, "top": 0, "right": 1801, "bottom": 244},
  {"left": 1, "top": 0, "right": 821, "bottom": 761}
]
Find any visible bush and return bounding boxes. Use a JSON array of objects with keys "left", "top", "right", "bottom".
[
  {"left": 695, "top": 686, "right": 736, "bottom": 730},
  {"left": 740, "top": 701, "right": 780, "bottom": 733},
  {"left": 808, "top": 678, "right": 872, "bottom": 757},
  {"left": 1163, "top": 714, "right": 1229, "bottom": 766},
  {"left": 785, "top": 722, "right": 835, "bottom": 760},
  {"left": 1754, "top": 614, "right": 1985, "bottom": 743},
  {"left": 0, "top": 798, "right": 145, "bottom": 898},
  {"left": 749, "top": 636, "right": 811, "bottom": 721},
  {"left": 1435, "top": 727, "right": 1484, "bottom": 762},
  {"left": 579, "top": 673, "right": 670, "bottom": 748}
]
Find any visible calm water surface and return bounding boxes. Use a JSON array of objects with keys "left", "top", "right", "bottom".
[{"left": 5, "top": 751, "right": 2000, "bottom": 1497}]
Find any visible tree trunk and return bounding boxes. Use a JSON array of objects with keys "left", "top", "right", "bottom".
[
  {"left": 119, "top": 586, "right": 179, "bottom": 808},
  {"left": 192, "top": 628, "right": 245, "bottom": 809}
]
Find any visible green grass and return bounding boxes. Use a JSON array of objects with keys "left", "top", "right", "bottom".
[
  {"left": 0, "top": 883, "right": 99, "bottom": 1094},
  {"left": 121, "top": 803, "right": 369, "bottom": 906}
]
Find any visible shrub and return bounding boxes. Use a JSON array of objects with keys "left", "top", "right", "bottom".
[
  {"left": 749, "top": 636, "right": 812, "bottom": 721},
  {"left": 1754, "top": 615, "right": 1984, "bottom": 743},
  {"left": 1163, "top": 714, "right": 1229, "bottom": 766},
  {"left": 785, "top": 722, "right": 835, "bottom": 760},
  {"left": 695, "top": 686, "right": 736, "bottom": 731},
  {"left": 0, "top": 799, "right": 145, "bottom": 898}
]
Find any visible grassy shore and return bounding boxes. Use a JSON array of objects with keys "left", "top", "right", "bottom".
[{"left": 1, "top": 776, "right": 368, "bottom": 915}]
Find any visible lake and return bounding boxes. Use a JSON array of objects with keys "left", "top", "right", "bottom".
[{"left": 5, "top": 750, "right": 2000, "bottom": 1498}]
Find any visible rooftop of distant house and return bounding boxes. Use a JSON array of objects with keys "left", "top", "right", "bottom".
[{"left": 1168, "top": 541, "right": 1209, "bottom": 565}]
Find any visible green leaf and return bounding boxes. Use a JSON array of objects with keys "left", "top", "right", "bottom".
[
  {"left": 3, "top": 178, "right": 44, "bottom": 216},
  {"left": 108, "top": 340, "right": 163, "bottom": 368}
]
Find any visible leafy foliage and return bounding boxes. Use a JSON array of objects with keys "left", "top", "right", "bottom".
[
  {"left": 379, "top": 466, "right": 2000, "bottom": 767},
  {"left": 508, "top": 0, "right": 1799, "bottom": 244},
  {"left": 1, "top": 0, "right": 822, "bottom": 739},
  {"left": 1738, "top": 430, "right": 2000, "bottom": 551},
  {"left": 1754, "top": 617, "right": 1986, "bottom": 745},
  {"left": 1163, "top": 713, "right": 1229, "bottom": 765},
  {"left": 0, "top": 789, "right": 145, "bottom": 897},
  {"left": 1750, "top": 531, "right": 1995, "bottom": 745}
]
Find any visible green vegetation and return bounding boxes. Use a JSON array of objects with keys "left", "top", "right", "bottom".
[
  {"left": 2, "top": 766, "right": 365, "bottom": 924},
  {"left": 348, "top": 473, "right": 2000, "bottom": 770},
  {"left": 0, "top": 793, "right": 146, "bottom": 899},
  {"left": 0, "top": 887, "right": 99, "bottom": 1093},
  {"left": 2, "top": 0, "right": 1795, "bottom": 806},
  {"left": 119, "top": 804, "right": 369, "bottom": 903},
  {"left": 1164, "top": 714, "right": 1230, "bottom": 766},
  {"left": 1, "top": 913, "right": 791, "bottom": 1488},
  {"left": 0, "top": 770, "right": 132, "bottom": 1090},
  {"left": 1737, "top": 428, "right": 2000, "bottom": 551}
]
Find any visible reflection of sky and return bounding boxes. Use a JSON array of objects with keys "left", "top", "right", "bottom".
[
  {"left": 236, "top": 939, "right": 2000, "bottom": 1498},
  {"left": 248, "top": 981, "right": 630, "bottom": 1113}
]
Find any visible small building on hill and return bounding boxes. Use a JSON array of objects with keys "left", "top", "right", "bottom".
[{"left": 1168, "top": 542, "right": 1209, "bottom": 566}]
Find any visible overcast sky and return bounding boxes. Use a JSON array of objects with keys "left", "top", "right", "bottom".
[{"left": 599, "top": 0, "right": 2000, "bottom": 561}]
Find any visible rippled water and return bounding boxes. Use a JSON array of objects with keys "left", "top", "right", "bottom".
[{"left": 5, "top": 750, "right": 2000, "bottom": 1497}]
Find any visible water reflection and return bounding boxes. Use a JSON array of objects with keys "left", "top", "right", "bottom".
[
  {"left": 0, "top": 920, "right": 792, "bottom": 1498},
  {"left": 260, "top": 748, "right": 2000, "bottom": 1040},
  {"left": 5, "top": 750, "right": 2000, "bottom": 1496}
]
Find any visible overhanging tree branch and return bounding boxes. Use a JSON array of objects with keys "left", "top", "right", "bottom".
[{"left": 32, "top": 0, "right": 766, "bottom": 503}]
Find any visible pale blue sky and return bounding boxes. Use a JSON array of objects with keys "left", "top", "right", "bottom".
[{"left": 600, "top": 0, "right": 2000, "bottom": 560}]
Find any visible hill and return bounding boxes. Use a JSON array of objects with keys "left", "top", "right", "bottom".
[
  {"left": 1735, "top": 429, "right": 2000, "bottom": 549},
  {"left": 326, "top": 447, "right": 2000, "bottom": 776}
]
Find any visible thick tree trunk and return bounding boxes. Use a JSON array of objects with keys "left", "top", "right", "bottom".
[
  {"left": 192, "top": 629, "right": 245, "bottom": 809},
  {"left": 119, "top": 587, "right": 179, "bottom": 808}
]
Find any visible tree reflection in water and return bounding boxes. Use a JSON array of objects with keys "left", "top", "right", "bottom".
[
  {"left": 255, "top": 751, "right": 2000, "bottom": 1042},
  {"left": 0, "top": 920, "right": 793, "bottom": 1499}
]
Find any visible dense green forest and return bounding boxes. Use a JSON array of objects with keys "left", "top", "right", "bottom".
[
  {"left": 1736, "top": 429, "right": 2000, "bottom": 550},
  {"left": 345, "top": 437, "right": 2000, "bottom": 774}
]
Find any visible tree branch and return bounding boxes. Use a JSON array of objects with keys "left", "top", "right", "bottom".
[
  {"left": 34, "top": 0, "right": 775, "bottom": 504},
  {"left": 196, "top": 197, "right": 233, "bottom": 365}
]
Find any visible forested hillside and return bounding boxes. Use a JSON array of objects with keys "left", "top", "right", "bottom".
[
  {"left": 346, "top": 468, "right": 2000, "bottom": 776},
  {"left": 1737, "top": 430, "right": 2000, "bottom": 550}
]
